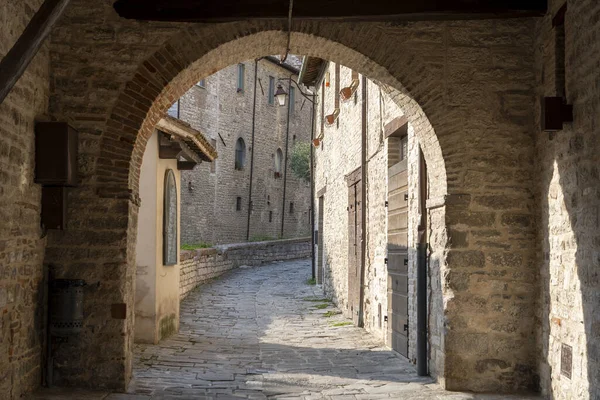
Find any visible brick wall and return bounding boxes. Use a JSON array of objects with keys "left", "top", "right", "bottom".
[
  {"left": 178, "top": 58, "right": 312, "bottom": 245},
  {"left": 534, "top": 1, "right": 600, "bottom": 398},
  {"left": 0, "top": 1, "right": 50, "bottom": 398},
  {"left": 179, "top": 238, "right": 311, "bottom": 299}
]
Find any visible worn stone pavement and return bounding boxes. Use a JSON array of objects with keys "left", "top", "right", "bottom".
[{"left": 30, "top": 259, "right": 538, "bottom": 400}]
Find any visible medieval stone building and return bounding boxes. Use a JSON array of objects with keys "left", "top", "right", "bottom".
[
  {"left": 172, "top": 57, "right": 313, "bottom": 245},
  {"left": 0, "top": 1, "right": 598, "bottom": 399}
]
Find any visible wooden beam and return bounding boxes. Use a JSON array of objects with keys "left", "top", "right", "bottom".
[
  {"left": 113, "top": 0, "right": 547, "bottom": 22},
  {"left": 0, "top": 0, "right": 71, "bottom": 105},
  {"left": 158, "top": 132, "right": 181, "bottom": 159},
  {"left": 385, "top": 116, "right": 409, "bottom": 138},
  {"left": 177, "top": 161, "right": 197, "bottom": 170}
]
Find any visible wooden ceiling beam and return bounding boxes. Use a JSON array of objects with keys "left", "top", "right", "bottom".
[{"left": 113, "top": 0, "right": 547, "bottom": 22}]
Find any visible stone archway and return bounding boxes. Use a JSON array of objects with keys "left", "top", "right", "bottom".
[{"left": 46, "top": 12, "right": 538, "bottom": 394}]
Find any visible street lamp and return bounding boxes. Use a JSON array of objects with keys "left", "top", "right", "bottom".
[
  {"left": 274, "top": 76, "right": 317, "bottom": 282},
  {"left": 274, "top": 84, "right": 287, "bottom": 106}
]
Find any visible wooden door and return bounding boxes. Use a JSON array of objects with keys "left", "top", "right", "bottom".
[
  {"left": 347, "top": 168, "right": 362, "bottom": 325},
  {"left": 317, "top": 196, "right": 325, "bottom": 284},
  {"left": 387, "top": 159, "right": 409, "bottom": 357}
]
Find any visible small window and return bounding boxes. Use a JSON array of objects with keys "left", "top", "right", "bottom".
[
  {"left": 289, "top": 202, "right": 294, "bottom": 214},
  {"left": 289, "top": 86, "right": 295, "bottom": 115},
  {"left": 274, "top": 148, "right": 283, "bottom": 177},
  {"left": 400, "top": 135, "right": 408, "bottom": 161},
  {"left": 235, "top": 138, "right": 246, "bottom": 170},
  {"left": 268, "top": 76, "right": 275, "bottom": 105},
  {"left": 197, "top": 79, "right": 206, "bottom": 88},
  {"left": 236, "top": 197, "right": 242, "bottom": 211},
  {"left": 269, "top": 211, "right": 273, "bottom": 222},
  {"left": 167, "top": 100, "right": 179, "bottom": 119},
  {"left": 237, "top": 64, "right": 245, "bottom": 92},
  {"left": 210, "top": 138, "right": 217, "bottom": 173}
]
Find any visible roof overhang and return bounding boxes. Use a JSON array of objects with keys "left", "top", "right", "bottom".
[
  {"left": 299, "top": 56, "right": 329, "bottom": 88},
  {"left": 156, "top": 116, "right": 217, "bottom": 163}
]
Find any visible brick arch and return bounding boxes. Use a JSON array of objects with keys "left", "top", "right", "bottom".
[
  {"left": 99, "top": 29, "right": 448, "bottom": 201},
  {"left": 96, "top": 27, "right": 452, "bottom": 389}
]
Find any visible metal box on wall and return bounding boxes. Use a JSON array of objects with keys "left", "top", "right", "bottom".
[
  {"left": 41, "top": 186, "right": 67, "bottom": 230},
  {"left": 35, "top": 122, "right": 79, "bottom": 186}
]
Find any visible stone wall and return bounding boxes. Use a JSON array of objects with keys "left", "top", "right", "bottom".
[
  {"left": 314, "top": 64, "right": 403, "bottom": 346},
  {"left": 180, "top": 238, "right": 311, "bottom": 299},
  {"left": 534, "top": 1, "right": 600, "bottom": 399},
  {"left": 0, "top": 1, "right": 50, "bottom": 398},
  {"left": 178, "top": 58, "right": 312, "bottom": 246}
]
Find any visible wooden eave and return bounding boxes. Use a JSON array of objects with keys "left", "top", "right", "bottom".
[
  {"left": 299, "top": 56, "right": 328, "bottom": 88},
  {"left": 156, "top": 116, "right": 217, "bottom": 162}
]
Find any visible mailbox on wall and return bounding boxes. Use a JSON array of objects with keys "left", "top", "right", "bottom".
[
  {"left": 35, "top": 122, "right": 79, "bottom": 230},
  {"left": 35, "top": 122, "right": 79, "bottom": 186}
]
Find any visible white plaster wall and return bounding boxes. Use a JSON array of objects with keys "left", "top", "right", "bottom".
[
  {"left": 135, "top": 130, "right": 159, "bottom": 343},
  {"left": 134, "top": 130, "right": 181, "bottom": 344},
  {"left": 155, "top": 150, "right": 181, "bottom": 341}
]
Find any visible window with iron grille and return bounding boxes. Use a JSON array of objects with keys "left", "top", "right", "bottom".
[{"left": 400, "top": 135, "right": 408, "bottom": 161}]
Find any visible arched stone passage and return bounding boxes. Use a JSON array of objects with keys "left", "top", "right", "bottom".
[{"left": 46, "top": 10, "right": 538, "bottom": 394}]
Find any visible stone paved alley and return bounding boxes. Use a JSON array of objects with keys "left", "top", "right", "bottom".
[{"left": 30, "top": 259, "right": 537, "bottom": 400}]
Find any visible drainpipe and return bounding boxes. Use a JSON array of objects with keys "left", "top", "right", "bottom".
[
  {"left": 280, "top": 75, "right": 293, "bottom": 238},
  {"left": 310, "top": 94, "right": 316, "bottom": 280},
  {"left": 417, "top": 148, "right": 428, "bottom": 376},
  {"left": 246, "top": 58, "right": 260, "bottom": 241},
  {"left": 357, "top": 76, "right": 367, "bottom": 328}
]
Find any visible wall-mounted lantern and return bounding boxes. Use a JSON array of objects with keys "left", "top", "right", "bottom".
[{"left": 274, "top": 84, "right": 287, "bottom": 106}]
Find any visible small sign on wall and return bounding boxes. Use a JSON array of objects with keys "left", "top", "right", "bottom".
[{"left": 561, "top": 343, "right": 572, "bottom": 379}]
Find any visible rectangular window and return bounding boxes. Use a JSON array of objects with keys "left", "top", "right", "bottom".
[
  {"left": 289, "top": 202, "right": 294, "bottom": 214},
  {"left": 167, "top": 100, "right": 179, "bottom": 119},
  {"left": 268, "top": 76, "right": 275, "bottom": 105},
  {"left": 289, "top": 86, "right": 295, "bottom": 115},
  {"left": 269, "top": 211, "right": 273, "bottom": 222},
  {"left": 236, "top": 197, "right": 242, "bottom": 211},
  {"left": 197, "top": 79, "right": 206, "bottom": 88},
  {"left": 237, "top": 64, "right": 245, "bottom": 92},
  {"left": 400, "top": 135, "right": 408, "bottom": 161},
  {"left": 210, "top": 139, "right": 217, "bottom": 173}
]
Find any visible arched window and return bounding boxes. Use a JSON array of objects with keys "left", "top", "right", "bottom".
[
  {"left": 274, "top": 148, "right": 283, "bottom": 177},
  {"left": 163, "top": 169, "right": 178, "bottom": 266},
  {"left": 235, "top": 138, "right": 246, "bottom": 170}
]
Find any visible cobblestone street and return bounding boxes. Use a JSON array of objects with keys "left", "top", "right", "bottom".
[{"left": 31, "top": 259, "right": 537, "bottom": 400}]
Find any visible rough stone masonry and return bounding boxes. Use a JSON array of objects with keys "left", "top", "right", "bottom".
[
  {"left": 0, "top": 0, "right": 598, "bottom": 399},
  {"left": 176, "top": 58, "right": 312, "bottom": 246}
]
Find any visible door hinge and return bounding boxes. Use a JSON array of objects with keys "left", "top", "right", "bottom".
[
  {"left": 384, "top": 258, "right": 388, "bottom": 264},
  {"left": 385, "top": 201, "right": 388, "bottom": 208},
  {"left": 404, "top": 193, "right": 409, "bottom": 201}
]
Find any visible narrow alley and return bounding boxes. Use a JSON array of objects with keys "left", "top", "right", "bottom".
[{"left": 31, "top": 259, "right": 537, "bottom": 400}]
